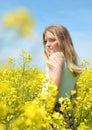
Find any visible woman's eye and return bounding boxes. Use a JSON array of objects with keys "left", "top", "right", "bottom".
[{"left": 50, "top": 39, "right": 56, "bottom": 42}]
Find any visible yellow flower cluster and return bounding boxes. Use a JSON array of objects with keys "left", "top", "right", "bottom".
[
  {"left": 3, "top": 8, "right": 35, "bottom": 36},
  {"left": 0, "top": 50, "right": 92, "bottom": 130},
  {"left": 0, "top": 50, "right": 66, "bottom": 130},
  {"left": 77, "top": 122, "right": 91, "bottom": 130},
  {"left": 73, "top": 67, "right": 92, "bottom": 129}
]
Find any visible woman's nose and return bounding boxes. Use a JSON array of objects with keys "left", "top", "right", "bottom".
[{"left": 46, "top": 41, "right": 50, "bottom": 47}]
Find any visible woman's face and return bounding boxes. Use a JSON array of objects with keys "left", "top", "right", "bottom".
[{"left": 44, "top": 31, "right": 61, "bottom": 56}]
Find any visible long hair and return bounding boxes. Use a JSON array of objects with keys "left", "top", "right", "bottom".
[{"left": 43, "top": 24, "right": 82, "bottom": 76}]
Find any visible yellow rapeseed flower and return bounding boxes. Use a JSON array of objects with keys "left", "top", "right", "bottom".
[
  {"left": 3, "top": 12, "right": 15, "bottom": 27},
  {"left": 0, "top": 103, "right": 7, "bottom": 121},
  {"left": 3, "top": 8, "right": 35, "bottom": 36}
]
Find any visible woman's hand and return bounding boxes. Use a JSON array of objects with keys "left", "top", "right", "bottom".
[{"left": 47, "top": 52, "right": 65, "bottom": 71}]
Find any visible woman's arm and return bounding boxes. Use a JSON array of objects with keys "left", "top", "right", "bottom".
[{"left": 46, "top": 52, "right": 64, "bottom": 94}]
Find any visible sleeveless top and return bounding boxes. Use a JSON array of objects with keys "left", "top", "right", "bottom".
[
  {"left": 42, "top": 62, "right": 78, "bottom": 98},
  {"left": 58, "top": 64, "right": 77, "bottom": 98}
]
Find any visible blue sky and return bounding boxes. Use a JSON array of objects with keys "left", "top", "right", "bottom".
[{"left": 0, "top": 0, "right": 92, "bottom": 69}]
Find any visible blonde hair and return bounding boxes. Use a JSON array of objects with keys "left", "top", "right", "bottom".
[{"left": 43, "top": 24, "right": 82, "bottom": 76}]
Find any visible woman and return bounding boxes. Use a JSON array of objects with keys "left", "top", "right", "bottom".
[{"left": 43, "top": 24, "right": 82, "bottom": 98}]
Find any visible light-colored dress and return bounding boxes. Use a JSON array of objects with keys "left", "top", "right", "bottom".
[
  {"left": 58, "top": 65, "right": 77, "bottom": 98},
  {"left": 42, "top": 62, "right": 78, "bottom": 98}
]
